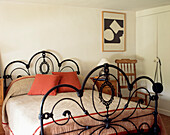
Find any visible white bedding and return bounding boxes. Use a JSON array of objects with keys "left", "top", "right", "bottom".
[
  {"left": 5, "top": 90, "right": 135, "bottom": 135},
  {"left": 2, "top": 76, "right": 165, "bottom": 135}
]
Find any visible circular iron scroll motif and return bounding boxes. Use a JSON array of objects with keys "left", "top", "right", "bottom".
[
  {"left": 99, "top": 81, "right": 115, "bottom": 107},
  {"left": 39, "top": 61, "right": 50, "bottom": 74}
]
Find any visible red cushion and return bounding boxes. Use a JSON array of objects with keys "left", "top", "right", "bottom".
[
  {"left": 52, "top": 72, "right": 81, "bottom": 93},
  {"left": 28, "top": 74, "right": 60, "bottom": 95}
]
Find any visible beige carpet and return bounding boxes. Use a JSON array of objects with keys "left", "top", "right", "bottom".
[{"left": 160, "top": 114, "right": 170, "bottom": 135}]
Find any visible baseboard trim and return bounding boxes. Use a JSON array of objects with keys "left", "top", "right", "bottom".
[{"left": 158, "top": 107, "right": 170, "bottom": 116}]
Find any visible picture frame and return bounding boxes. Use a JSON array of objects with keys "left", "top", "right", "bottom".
[{"left": 102, "top": 11, "right": 126, "bottom": 52}]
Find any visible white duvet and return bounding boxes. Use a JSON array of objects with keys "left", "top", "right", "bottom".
[
  {"left": 2, "top": 76, "right": 156, "bottom": 135},
  {"left": 5, "top": 90, "right": 136, "bottom": 135}
]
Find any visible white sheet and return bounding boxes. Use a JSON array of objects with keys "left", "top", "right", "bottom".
[{"left": 5, "top": 90, "right": 139, "bottom": 135}]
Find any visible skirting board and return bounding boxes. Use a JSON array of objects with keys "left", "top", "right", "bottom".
[{"left": 158, "top": 107, "right": 170, "bottom": 116}]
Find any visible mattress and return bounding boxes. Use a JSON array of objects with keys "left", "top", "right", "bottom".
[
  {"left": 4, "top": 90, "right": 159, "bottom": 135},
  {"left": 2, "top": 76, "right": 166, "bottom": 135}
]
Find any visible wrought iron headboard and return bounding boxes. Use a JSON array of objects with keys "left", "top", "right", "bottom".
[
  {"left": 39, "top": 63, "right": 163, "bottom": 135},
  {"left": 3, "top": 50, "right": 80, "bottom": 96}
]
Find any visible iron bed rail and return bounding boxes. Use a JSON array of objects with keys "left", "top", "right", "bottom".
[{"left": 39, "top": 63, "right": 163, "bottom": 135}]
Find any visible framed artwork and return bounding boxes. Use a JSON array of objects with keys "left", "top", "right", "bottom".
[{"left": 102, "top": 11, "right": 126, "bottom": 52}]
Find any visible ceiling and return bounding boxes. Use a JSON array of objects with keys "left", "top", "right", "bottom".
[{"left": 0, "top": 0, "right": 170, "bottom": 11}]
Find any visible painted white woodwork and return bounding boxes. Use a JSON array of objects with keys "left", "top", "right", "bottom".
[{"left": 136, "top": 6, "right": 170, "bottom": 116}]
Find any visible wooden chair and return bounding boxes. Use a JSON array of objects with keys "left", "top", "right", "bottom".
[{"left": 115, "top": 59, "right": 148, "bottom": 105}]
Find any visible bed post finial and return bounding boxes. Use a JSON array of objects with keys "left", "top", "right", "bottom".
[{"left": 152, "top": 82, "right": 163, "bottom": 93}]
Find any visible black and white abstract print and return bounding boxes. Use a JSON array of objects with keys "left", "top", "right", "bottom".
[
  {"left": 104, "top": 19, "right": 124, "bottom": 44},
  {"left": 102, "top": 11, "right": 126, "bottom": 52}
]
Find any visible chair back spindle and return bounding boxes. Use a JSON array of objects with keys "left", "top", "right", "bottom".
[{"left": 115, "top": 59, "right": 148, "bottom": 105}]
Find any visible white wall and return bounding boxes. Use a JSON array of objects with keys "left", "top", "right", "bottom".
[
  {"left": 0, "top": 2, "right": 136, "bottom": 76},
  {"left": 0, "top": 1, "right": 169, "bottom": 116},
  {"left": 136, "top": 5, "right": 170, "bottom": 116}
]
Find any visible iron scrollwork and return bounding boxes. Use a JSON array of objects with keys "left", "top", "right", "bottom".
[
  {"left": 3, "top": 50, "right": 80, "bottom": 97},
  {"left": 99, "top": 81, "right": 115, "bottom": 107},
  {"left": 39, "top": 63, "right": 163, "bottom": 135},
  {"left": 39, "top": 61, "right": 50, "bottom": 74}
]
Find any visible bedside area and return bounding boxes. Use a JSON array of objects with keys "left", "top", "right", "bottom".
[
  {"left": 0, "top": 78, "right": 4, "bottom": 135},
  {"left": 91, "top": 77, "right": 117, "bottom": 96}
]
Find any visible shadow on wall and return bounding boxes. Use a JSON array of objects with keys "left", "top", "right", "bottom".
[{"left": 158, "top": 95, "right": 170, "bottom": 116}]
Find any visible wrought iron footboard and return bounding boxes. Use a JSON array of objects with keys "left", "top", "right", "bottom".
[{"left": 39, "top": 63, "right": 163, "bottom": 135}]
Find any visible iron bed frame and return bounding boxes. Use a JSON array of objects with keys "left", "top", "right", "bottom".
[
  {"left": 3, "top": 50, "right": 80, "bottom": 97},
  {"left": 39, "top": 63, "right": 163, "bottom": 135},
  {"left": 2, "top": 50, "right": 163, "bottom": 135}
]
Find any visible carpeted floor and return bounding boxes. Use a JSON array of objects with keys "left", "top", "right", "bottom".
[{"left": 160, "top": 114, "right": 170, "bottom": 135}]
